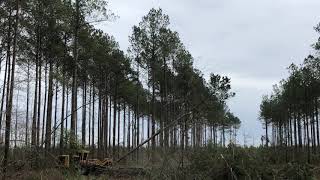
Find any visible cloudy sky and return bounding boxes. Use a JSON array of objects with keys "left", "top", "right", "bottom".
[{"left": 96, "top": 0, "right": 320, "bottom": 145}]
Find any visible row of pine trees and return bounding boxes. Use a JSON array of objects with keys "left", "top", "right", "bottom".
[
  {"left": 260, "top": 23, "right": 320, "bottom": 162},
  {"left": 0, "top": 0, "right": 240, "bottom": 173}
]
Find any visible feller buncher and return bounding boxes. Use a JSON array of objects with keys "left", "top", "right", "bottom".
[
  {"left": 57, "top": 150, "right": 147, "bottom": 176},
  {"left": 58, "top": 150, "right": 113, "bottom": 169}
]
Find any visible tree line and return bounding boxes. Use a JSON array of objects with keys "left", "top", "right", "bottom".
[
  {"left": 0, "top": 0, "right": 240, "bottom": 174},
  {"left": 260, "top": 23, "right": 320, "bottom": 162}
]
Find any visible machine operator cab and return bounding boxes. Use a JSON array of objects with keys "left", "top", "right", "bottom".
[
  {"left": 73, "top": 150, "right": 90, "bottom": 164},
  {"left": 58, "top": 150, "right": 90, "bottom": 168}
]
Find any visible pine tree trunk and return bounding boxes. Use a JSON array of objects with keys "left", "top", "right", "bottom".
[
  {"left": 117, "top": 101, "right": 120, "bottom": 158},
  {"left": 305, "top": 113, "right": 310, "bottom": 162},
  {"left": 293, "top": 110, "right": 297, "bottom": 149},
  {"left": 127, "top": 107, "right": 131, "bottom": 151},
  {"left": 65, "top": 85, "right": 69, "bottom": 138},
  {"left": 14, "top": 89, "right": 19, "bottom": 148},
  {"left": 123, "top": 102, "right": 126, "bottom": 152},
  {"left": 108, "top": 95, "right": 112, "bottom": 151},
  {"left": 91, "top": 83, "right": 95, "bottom": 149},
  {"left": 60, "top": 71, "right": 66, "bottom": 152},
  {"left": 31, "top": 50, "right": 38, "bottom": 146},
  {"left": 25, "top": 59, "right": 30, "bottom": 146},
  {"left": 41, "top": 63, "right": 48, "bottom": 147},
  {"left": 222, "top": 124, "right": 225, "bottom": 147},
  {"left": 136, "top": 105, "right": 139, "bottom": 160},
  {"left": 298, "top": 113, "right": 302, "bottom": 148},
  {"left": 104, "top": 75, "right": 109, "bottom": 154},
  {"left": 71, "top": 0, "right": 80, "bottom": 142},
  {"left": 113, "top": 84, "right": 117, "bottom": 158},
  {"left": 265, "top": 122, "right": 268, "bottom": 147},
  {"left": 97, "top": 88, "right": 101, "bottom": 153},
  {"left": 163, "top": 58, "right": 169, "bottom": 148},
  {"left": 3, "top": 0, "right": 18, "bottom": 174},
  {"left": 82, "top": 81, "right": 86, "bottom": 146},
  {"left": 104, "top": 95, "right": 108, "bottom": 154},
  {"left": 151, "top": 69, "right": 156, "bottom": 159},
  {"left": 88, "top": 84, "right": 92, "bottom": 147},
  {"left": 45, "top": 61, "right": 54, "bottom": 150},
  {"left": 185, "top": 117, "right": 189, "bottom": 149},
  {"left": 53, "top": 68, "right": 58, "bottom": 149},
  {"left": 147, "top": 101, "right": 150, "bottom": 149},
  {"left": 315, "top": 99, "right": 319, "bottom": 147},
  {"left": 36, "top": 58, "right": 42, "bottom": 146},
  {"left": 136, "top": 60, "right": 140, "bottom": 158}
]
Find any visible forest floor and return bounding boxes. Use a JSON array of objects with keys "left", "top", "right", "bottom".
[{"left": 2, "top": 145, "right": 320, "bottom": 179}]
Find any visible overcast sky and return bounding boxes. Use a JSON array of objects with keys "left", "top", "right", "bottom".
[{"left": 96, "top": 0, "right": 320, "bottom": 145}]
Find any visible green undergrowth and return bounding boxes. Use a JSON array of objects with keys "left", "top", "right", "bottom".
[
  {"left": 2, "top": 146, "right": 320, "bottom": 179},
  {"left": 147, "top": 145, "right": 320, "bottom": 180}
]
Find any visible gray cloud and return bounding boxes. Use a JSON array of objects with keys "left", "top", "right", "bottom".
[{"left": 97, "top": 0, "right": 320, "bottom": 145}]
